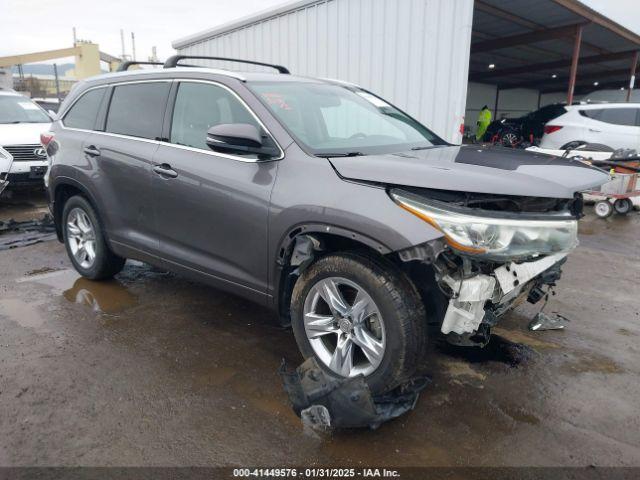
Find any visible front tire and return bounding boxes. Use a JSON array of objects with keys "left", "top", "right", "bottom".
[
  {"left": 594, "top": 200, "right": 613, "bottom": 218},
  {"left": 62, "top": 195, "right": 125, "bottom": 280},
  {"left": 290, "top": 252, "right": 426, "bottom": 395}
]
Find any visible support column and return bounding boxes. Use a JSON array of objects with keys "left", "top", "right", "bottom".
[
  {"left": 494, "top": 87, "right": 500, "bottom": 119},
  {"left": 626, "top": 51, "right": 638, "bottom": 102},
  {"left": 567, "top": 24, "right": 583, "bottom": 105}
]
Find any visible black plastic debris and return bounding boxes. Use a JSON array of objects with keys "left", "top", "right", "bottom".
[
  {"left": 280, "top": 357, "right": 429, "bottom": 430},
  {"left": 0, "top": 214, "right": 57, "bottom": 250}
]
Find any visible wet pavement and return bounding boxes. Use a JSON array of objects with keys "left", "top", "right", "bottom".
[{"left": 1, "top": 192, "right": 639, "bottom": 467}]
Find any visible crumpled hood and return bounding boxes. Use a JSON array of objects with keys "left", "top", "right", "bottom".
[
  {"left": 0, "top": 123, "right": 51, "bottom": 146},
  {"left": 329, "top": 145, "right": 608, "bottom": 199}
]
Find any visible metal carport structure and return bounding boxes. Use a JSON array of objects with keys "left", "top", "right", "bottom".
[{"left": 470, "top": 0, "right": 640, "bottom": 108}]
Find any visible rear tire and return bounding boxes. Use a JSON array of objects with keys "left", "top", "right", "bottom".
[
  {"left": 613, "top": 198, "right": 632, "bottom": 215},
  {"left": 290, "top": 252, "right": 426, "bottom": 395},
  {"left": 501, "top": 131, "right": 521, "bottom": 148},
  {"left": 62, "top": 195, "right": 125, "bottom": 280}
]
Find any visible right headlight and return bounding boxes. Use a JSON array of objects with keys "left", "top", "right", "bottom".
[{"left": 390, "top": 190, "right": 578, "bottom": 260}]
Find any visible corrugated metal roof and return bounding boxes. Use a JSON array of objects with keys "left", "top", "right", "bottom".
[{"left": 173, "top": 0, "right": 323, "bottom": 49}]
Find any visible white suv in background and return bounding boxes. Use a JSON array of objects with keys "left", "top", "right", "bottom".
[
  {"left": 539, "top": 103, "right": 640, "bottom": 151},
  {"left": 0, "top": 89, "right": 52, "bottom": 195}
]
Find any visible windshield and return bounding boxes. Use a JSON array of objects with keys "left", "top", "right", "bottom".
[
  {"left": 249, "top": 82, "right": 447, "bottom": 156},
  {"left": 0, "top": 95, "right": 51, "bottom": 124}
]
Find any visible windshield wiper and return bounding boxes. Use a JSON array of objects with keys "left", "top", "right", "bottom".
[
  {"left": 316, "top": 152, "right": 365, "bottom": 158},
  {"left": 410, "top": 145, "right": 439, "bottom": 151}
]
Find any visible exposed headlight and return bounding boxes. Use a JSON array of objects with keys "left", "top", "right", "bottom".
[{"left": 391, "top": 190, "right": 578, "bottom": 260}]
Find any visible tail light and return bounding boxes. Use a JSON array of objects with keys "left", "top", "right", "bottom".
[
  {"left": 40, "top": 132, "right": 58, "bottom": 156},
  {"left": 544, "top": 125, "right": 563, "bottom": 135},
  {"left": 40, "top": 132, "right": 55, "bottom": 148}
]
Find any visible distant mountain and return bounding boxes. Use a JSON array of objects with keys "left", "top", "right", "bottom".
[{"left": 12, "top": 64, "right": 75, "bottom": 76}]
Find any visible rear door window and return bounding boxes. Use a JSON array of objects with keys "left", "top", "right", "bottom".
[
  {"left": 106, "top": 82, "right": 171, "bottom": 139},
  {"left": 63, "top": 88, "right": 106, "bottom": 129},
  {"left": 169, "top": 81, "right": 264, "bottom": 153}
]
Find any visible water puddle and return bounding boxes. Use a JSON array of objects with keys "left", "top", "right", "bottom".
[
  {"left": 63, "top": 278, "right": 138, "bottom": 314},
  {"left": 18, "top": 268, "right": 138, "bottom": 314},
  {"left": 437, "top": 334, "right": 537, "bottom": 367}
]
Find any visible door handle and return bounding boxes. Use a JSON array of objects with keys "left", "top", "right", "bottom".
[
  {"left": 83, "top": 145, "right": 101, "bottom": 157},
  {"left": 588, "top": 128, "right": 602, "bottom": 132},
  {"left": 152, "top": 163, "right": 178, "bottom": 178}
]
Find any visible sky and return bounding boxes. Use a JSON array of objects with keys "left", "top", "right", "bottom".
[
  {"left": 2, "top": 0, "right": 640, "bottom": 63},
  {"left": 1, "top": 0, "right": 288, "bottom": 61}
]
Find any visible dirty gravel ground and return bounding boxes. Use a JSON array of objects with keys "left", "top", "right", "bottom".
[{"left": 0, "top": 190, "right": 639, "bottom": 467}]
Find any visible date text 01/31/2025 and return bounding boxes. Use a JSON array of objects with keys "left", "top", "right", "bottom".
[{"left": 232, "top": 468, "right": 400, "bottom": 478}]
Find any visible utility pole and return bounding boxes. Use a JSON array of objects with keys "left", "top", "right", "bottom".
[
  {"left": 53, "top": 63, "right": 61, "bottom": 102},
  {"left": 120, "top": 29, "right": 127, "bottom": 60},
  {"left": 131, "top": 32, "right": 136, "bottom": 61},
  {"left": 72, "top": 27, "right": 77, "bottom": 46}
]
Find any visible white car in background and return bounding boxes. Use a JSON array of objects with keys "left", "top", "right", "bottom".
[
  {"left": 539, "top": 103, "right": 640, "bottom": 151},
  {"left": 0, "top": 89, "right": 52, "bottom": 195}
]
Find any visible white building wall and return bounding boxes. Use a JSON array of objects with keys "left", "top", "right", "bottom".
[
  {"left": 174, "top": 0, "right": 474, "bottom": 143},
  {"left": 541, "top": 91, "right": 567, "bottom": 105}
]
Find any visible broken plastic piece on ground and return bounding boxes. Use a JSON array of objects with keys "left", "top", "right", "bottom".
[
  {"left": 279, "top": 357, "right": 429, "bottom": 430},
  {"left": 0, "top": 214, "right": 57, "bottom": 250},
  {"left": 529, "top": 311, "right": 569, "bottom": 331},
  {"left": 300, "top": 405, "right": 332, "bottom": 437}
]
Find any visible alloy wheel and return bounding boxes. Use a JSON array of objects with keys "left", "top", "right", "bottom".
[
  {"left": 302, "top": 276, "right": 386, "bottom": 377},
  {"left": 66, "top": 207, "right": 97, "bottom": 269},
  {"left": 502, "top": 132, "right": 519, "bottom": 147}
]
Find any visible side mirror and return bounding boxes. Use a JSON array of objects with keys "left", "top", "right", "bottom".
[{"left": 206, "top": 123, "right": 277, "bottom": 158}]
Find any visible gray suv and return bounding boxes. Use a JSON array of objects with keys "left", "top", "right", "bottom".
[{"left": 44, "top": 57, "right": 606, "bottom": 394}]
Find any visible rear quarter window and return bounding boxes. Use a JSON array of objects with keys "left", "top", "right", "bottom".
[
  {"left": 63, "top": 88, "right": 106, "bottom": 130},
  {"left": 580, "top": 108, "right": 638, "bottom": 126},
  {"left": 105, "top": 82, "right": 171, "bottom": 139}
]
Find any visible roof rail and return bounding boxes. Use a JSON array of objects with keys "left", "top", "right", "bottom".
[
  {"left": 163, "top": 55, "right": 290, "bottom": 74},
  {"left": 117, "top": 61, "right": 164, "bottom": 72}
]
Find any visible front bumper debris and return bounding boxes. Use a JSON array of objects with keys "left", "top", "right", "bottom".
[
  {"left": 440, "top": 253, "right": 568, "bottom": 336},
  {"left": 280, "top": 357, "right": 429, "bottom": 430},
  {"left": 494, "top": 253, "right": 568, "bottom": 296}
]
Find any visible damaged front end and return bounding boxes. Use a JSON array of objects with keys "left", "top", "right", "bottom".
[{"left": 392, "top": 188, "right": 580, "bottom": 346}]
